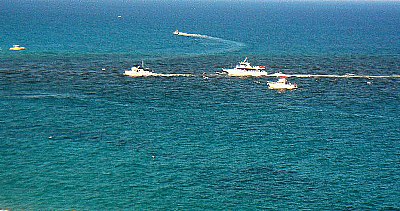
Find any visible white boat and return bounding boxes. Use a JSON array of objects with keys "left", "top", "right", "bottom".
[
  {"left": 173, "top": 30, "right": 180, "bottom": 35},
  {"left": 268, "top": 76, "right": 298, "bottom": 90},
  {"left": 222, "top": 57, "right": 267, "bottom": 77},
  {"left": 123, "top": 62, "right": 160, "bottom": 77},
  {"left": 173, "top": 30, "right": 208, "bottom": 38}
]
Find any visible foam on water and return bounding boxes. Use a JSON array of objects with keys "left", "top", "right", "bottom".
[{"left": 173, "top": 31, "right": 246, "bottom": 56}]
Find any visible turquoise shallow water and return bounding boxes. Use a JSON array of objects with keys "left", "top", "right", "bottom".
[{"left": 1, "top": 1, "right": 400, "bottom": 210}]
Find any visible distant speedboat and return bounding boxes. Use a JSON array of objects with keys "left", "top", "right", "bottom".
[
  {"left": 124, "top": 62, "right": 160, "bottom": 77},
  {"left": 222, "top": 57, "right": 267, "bottom": 77},
  {"left": 173, "top": 30, "right": 191, "bottom": 36},
  {"left": 173, "top": 30, "right": 180, "bottom": 35},
  {"left": 267, "top": 76, "right": 298, "bottom": 90},
  {"left": 173, "top": 30, "right": 208, "bottom": 38},
  {"left": 9, "top": 45, "right": 26, "bottom": 51}
]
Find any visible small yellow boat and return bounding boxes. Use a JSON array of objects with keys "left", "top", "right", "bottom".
[{"left": 9, "top": 45, "right": 26, "bottom": 51}]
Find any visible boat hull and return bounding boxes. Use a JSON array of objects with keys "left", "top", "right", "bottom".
[
  {"left": 124, "top": 70, "right": 160, "bottom": 77},
  {"left": 222, "top": 69, "right": 268, "bottom": 77},
  {"left": 267, "top": 82, "right": 298, "bottom": 90}
]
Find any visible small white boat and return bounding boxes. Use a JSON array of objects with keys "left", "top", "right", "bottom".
[
  {"left": 268, "top": 76, "right": 298, "bottom": 90},
  {"left": 124, "top": 62, "right": 160, "bottom": 77},
  {"left": 222, "top": 57, "right": 267, "bottom": 77},
  {"left": 9, "top": 45, "right": 26, "bottom": 51},
  {"left": 173, "top": 30, "right": 180, "bottom": 35},
  {"left": 173, "top": 30, "right": 208, "bottom": 38}
]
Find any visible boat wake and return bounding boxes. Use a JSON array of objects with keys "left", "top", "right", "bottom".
[
  {"left": 124, "top": 71, "right": 400, "bottom": 79},
  {"left": 124, "top": 73, "right": 194, "bottom": 78},
  {"left": 173, "top": 30, "right": 209, "bottom": 39},
  {"left": 266, "top": 73, "right": 400, "bottom": 79},
  {"left": 173, "top": 30, "right": 245, "bottom": 54},
  {"left": 150, "top": 73, "right": 194, "bottom": 77},
  {"left": 207, "top": 36, "right": 246, "bottom": 53}
]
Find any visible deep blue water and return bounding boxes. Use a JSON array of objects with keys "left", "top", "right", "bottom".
[{"left": 1, "top": 0, "right": 400, "bottom": 210}]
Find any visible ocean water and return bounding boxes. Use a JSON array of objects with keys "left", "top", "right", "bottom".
[{"left": 1, "top": 0, "right": 400, "bottom": 210}]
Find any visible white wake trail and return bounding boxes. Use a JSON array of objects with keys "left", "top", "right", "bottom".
[{"left": 174, "top": 30, "right": 245, "bottom": 53}]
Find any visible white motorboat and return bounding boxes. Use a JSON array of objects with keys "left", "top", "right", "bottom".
[
  {"left": 222, "top": 57, "right": 267, "bottom": 77},
  {"left": 124, "top": 62, "right": 160, "bottom": 77},
  {"left": 173, "top": 30, "right": 208, "bottom": 38},
  {"left": 173, "top": 30, "right": 180, "bottom": 35},
  {"left": 268, "top": 76, "right": 298, "bottom": 90}
]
